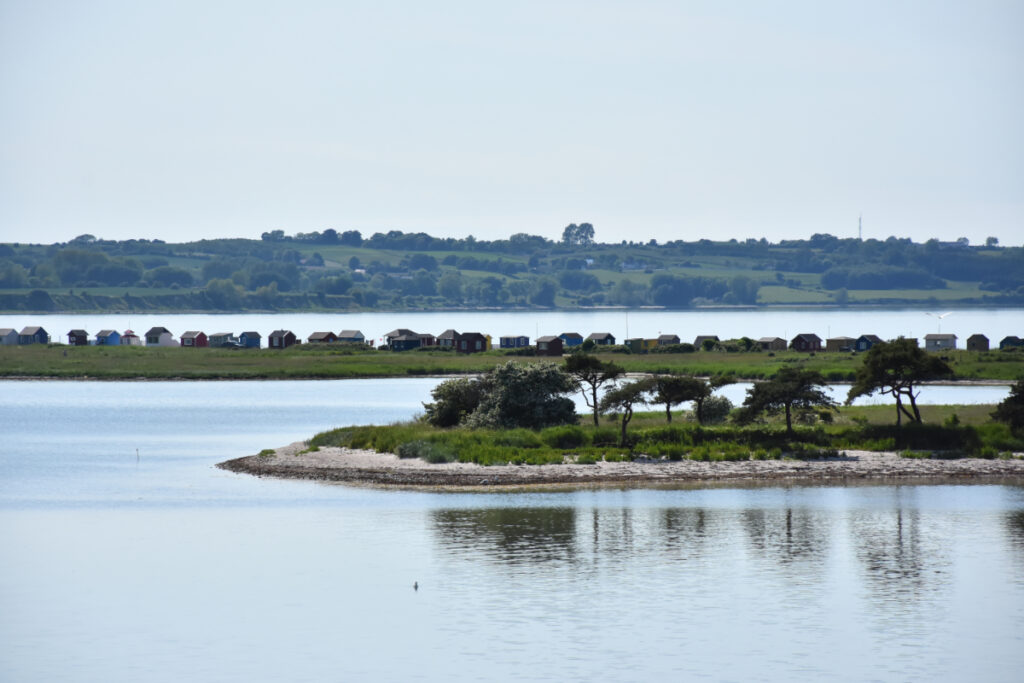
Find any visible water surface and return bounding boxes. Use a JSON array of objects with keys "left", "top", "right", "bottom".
[{"left": 1, "top": 380, "right": 1022, "bottom": 682}]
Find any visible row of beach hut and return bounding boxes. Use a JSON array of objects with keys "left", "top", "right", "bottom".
[{"left": 2, "top": 326, "right": 1022, "bottom": 355}]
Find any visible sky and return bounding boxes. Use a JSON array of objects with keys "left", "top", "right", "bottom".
[{"left": 1, "top": 0, "right": 1021, "bottom": 246}]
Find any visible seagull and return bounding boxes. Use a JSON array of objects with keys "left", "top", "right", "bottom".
[
  {"left": 413, "top": 581, "right": 418, "bottom": 591},
  {"left": 925, "top": 312, "right": 953, "bottom": 333}
]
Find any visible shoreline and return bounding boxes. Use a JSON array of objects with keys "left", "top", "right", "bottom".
[{"left": 217, "top": 442, "right": 1024, "bottom": 491}]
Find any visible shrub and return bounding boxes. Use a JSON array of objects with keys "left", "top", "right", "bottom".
[
  {"left": 701, "top": 395, "right": 733, "bottom": 424},
  {"left": 541, "top": 425, "right": 587, "bottom": 448}
]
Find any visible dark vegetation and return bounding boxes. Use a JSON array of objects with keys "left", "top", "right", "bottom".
[
  {"left": 2, "top": 228, "right": 1021, "bottom": 312},
  {"left": 301, "top": 357, "right": 1024, "bottom": 465}
]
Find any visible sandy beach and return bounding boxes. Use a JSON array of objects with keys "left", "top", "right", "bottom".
[{"left": 218, "top": 442, "right": 1024, "bottom": 490}]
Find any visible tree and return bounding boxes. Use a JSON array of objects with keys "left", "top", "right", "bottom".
[
  {"left": 737, "top": 367, "right": 836, "bottom": 435},
  {"left": 846, "top": 338, "right": 953, "bottom": 426},
  {"left": 560, "top": 222, "right": 595, "bottom": 246},
  {"left": 564, "top": 355, "right": 625, "bottom": 426},
  {"left": 423, "top": 377, "right": 484, "bottom": 427},
  {"left": 465, "top": 362, "right": 576, "bottom": 429},
  {"left": 649, "top": 376, "right": 698, "bottom": 423},
  {"left": 600, "top": 378, "right": 653, "bottom": 447},
  {"left": 992, "top": 379, "right": 1024, "bottom": 434}
]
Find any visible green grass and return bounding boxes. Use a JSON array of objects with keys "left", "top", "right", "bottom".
[
  {"left": 304, "top": 403, "right": 1023, "bottom": 467},
  {"left": 3, "top": 345, "right": 1023, "bottom": 381}
]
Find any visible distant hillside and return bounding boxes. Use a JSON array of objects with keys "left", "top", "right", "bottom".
[{"left": 1, "top": 229, "right": 1021, "bottom": 312}]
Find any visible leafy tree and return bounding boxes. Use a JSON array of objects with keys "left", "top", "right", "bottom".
[
  {"left": 146, "top": 265, "right": 193, "bottom": 288},
  {"left": 564, "top": 354, "right": 624, "bottom": 426},
  {"left": 438, "top": 271, "right": 462, "bottom": 301},
  {"left": 649, "top": 376, "right": 699, "bottom": 423},
  {"left": 600, "top": 378, "right": 654, "bottom": 447},
  {"left": 991, "top": 379, "right": 1024, "bottom": 434},
  {"left": 423, "top": 377, "right": 484, "bottom": 427},
  {"left": 204, "top": 278, "right": 243, "bottom": 309},
  {"left": 846, "top": 338, "right": 953, "bottom": 426},
  {"left": 561, "top": 222, "right": 595, "bottom": 246},
  {"left": 737, "top": 367, "right": 836, "bottom": 435},
  {"left": 465, "top": 361, "right": 576, "bottom": 429},
  {"left": 529, "top": 278, "right": 557, "bottom": 306}
]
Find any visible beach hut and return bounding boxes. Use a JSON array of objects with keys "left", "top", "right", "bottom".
[
  {"left": 95, "top": 330, "right": 120, "bottom": 346},
  {"left": 694, "top": 335, "right": 719, "bottom": 350},
  {"left": 790, "top": 333, "right": 822, "bottom": 352},
  {"left": 966, "top": 334, "right": 989, "bottom": 351},
  {"left": 0, "top": 328, "right": 20, "bottom": 345},
  {"left": 1000, "top": 336, "right": 1024, "bottom": 350},
  {"left": 307, "top": 331, "right": 338, "bottom": 344},
  {"left": 389, "top": 333, "right": 421, "bottom": 352},
  {"left": 268, "top": 330, "right": 297, "bottom": 349},
  {"left": 499, "top": 335, "right": 530, "bottom": 348},
  {"left": 826, "top": 336, "right": 856, "bottom": 352},
  {"left": 67, "top": 329, "right": 89, "bottom": 346},
  {"left": 587, "top": 332, "right": 617, "bottom": 346},
  {"left": 559, "top": 332, "right": 584, "bottom": 347},
  {"left": 145, "top": 327, "right": 175, "bottom": 347},
  {"left": 337, "top": 330, "right": 365, "bottom": 344},
  {"left": 208, "top": 332, "right": 238, "bottom": 347},
  {"left": 855, "top": 335, "right": 882, "bottom": 352},
  {"left": 437, "top": 329, "right": 459, "bottom": 348},
  {"left": 456, "top": 332, "right": 488, "bottom": 354},
  {"left": 757, "top": 337, "right": 787, "bottom": 351},
  {"left": 239, "top": 331, "right": 261, "bottom": 349},
  {"left": 536, "top": 335, "right": 564, "bottom": 357},
  {"left": 924, "top": 333, "right": 957, "bottom": 351},
  {"left": 656, "top": 334, "right": 680, "bottom": 346},
  {"left": 120, "top": 329, "right": 143, "bottom": 346},
  {"left": 18, "top": 326, "right": 49, "bottom": 345},
  {"left": 180, "top": 331, "right": 209, "bottom": 348}
]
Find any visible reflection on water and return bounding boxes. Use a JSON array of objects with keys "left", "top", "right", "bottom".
[
  {"left": 431, "top": 507, "right": 578, "bottom": 565},
  {"left": 741, "top": 507, "right": 830, "bottom": 567}
]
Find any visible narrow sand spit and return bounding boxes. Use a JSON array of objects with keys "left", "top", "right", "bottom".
[{"left": 217, "top": 442, "right": 1024, "bottom": 490}]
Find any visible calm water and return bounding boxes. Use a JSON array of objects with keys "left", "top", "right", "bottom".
[
  {"left": 1, "top": 380, "right": 1023, "bottom": 682},
  {"left": 4, "top": 307, "right": 1022, "bottom": 346}
]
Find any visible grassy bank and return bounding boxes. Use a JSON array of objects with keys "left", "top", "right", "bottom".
[
  {"left": 3, "top": 344, "right": 1023, "bottom": 381},
  {"left": 305, "top": 404, "right": 1024, "bottom": 467}
]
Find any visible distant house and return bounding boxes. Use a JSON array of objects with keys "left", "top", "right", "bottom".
[
  {"left": 307, "top": 331, "right": 338, "bottom": 344},
  {"left": 384, "top": 329, "right": 417, "bottom": 347},
  {"left": 417, "top": 333, "right": 437, "bottom": 348},
  {"left": 966, "top": 334, "right": 989, "bottom": 351},
  {"left": 337, "top": 330, "right": 365, "bottom": 344},
  {"left": 924, "top": 333, "right": 957, "bottom": 351},
  {"left": 18, "top": 326, "right": 49, "bottom": 345},
  {"left": 268, "top": 330, "right": 297, "bottom": 349},
  {"left": 499, "top": 335, "right": 530, "bottom": 348},
  {"left": 790, "top": 333, "right": 822, "bottom": 352},
  {"left": 389, "top": 333, "right": 421, "bottom": 352},
  {"left": 239, "top": 331, "right": 261, "bottom": 349},
  {"left": 95, "top": 329, "right": 120, "bottom": 346},
  {"left": 656, "top": 334, "right": 680, "bottom": 346},
  {"left": 587, "top": 332, "right": 617, "bottom": 346},
  {"left": 456, "top": 332, "right": 488, "bottom": 354},
  {"left": 694, "top": 335, "right": 719, "bottom": 350},
  {"left": 437, "top": 329, "right": 459, "bottom": 348},
  {"left": 625, "top": 338, "right": 658, "bottom": 354},
  {"left": 145, "top": 327, "right": 175, "bottom": 347},
  {"left": 757, "top": 336, "right": 787, "bottom": 351},
  {"left": 1000, "top": 336, "right": 1024, "bottom": 350},
  {"left": 120, "top": 329, "right": 143, "bottom": 346},
  {"left": 855, "top": 335, "right": 883, "bottom": 352},
  {"left": 0, "top": 328, "right": 18, "bottom": 345},
  {"left": 209, "top": 332, "right": 238, "bottom": 347},
  {"left": 559, "top": 332, "right": 584, "bottom": 347},
  {"left": 536, "top": 335, "right": 564, "bottom": 357},
  {"left": 180, "top": 331, "right": 209, "bottom": 348},
  {"left": 825, "top": 336, "right": 856, "bottom": 352},
  {"left": 67, "top": 329, "right": 89, "bottom": 346}
]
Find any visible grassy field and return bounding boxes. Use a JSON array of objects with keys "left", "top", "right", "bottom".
[
  {"left": 4, "top": 344, "right": 1022, "bottom": 381},
  {"left": 305, "top": 402, "right": 1023, "bottom": 467}
]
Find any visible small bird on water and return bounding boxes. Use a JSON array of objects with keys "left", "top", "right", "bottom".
[{"left": 413, "top": 581, "right": 418, "bottom": 591}]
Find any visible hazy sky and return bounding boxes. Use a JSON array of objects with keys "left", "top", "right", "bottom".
[{"left": 1, "top": 1, "right": 1021, "bottom": 245}]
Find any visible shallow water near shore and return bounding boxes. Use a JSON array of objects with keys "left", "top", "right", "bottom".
[{"left": 1, "top": 380, "right": 1023, "bottom": 681}]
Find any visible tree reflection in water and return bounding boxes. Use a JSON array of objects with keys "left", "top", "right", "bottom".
[{"left": 430, "top": 508, "right": 579, "bottom": 565}]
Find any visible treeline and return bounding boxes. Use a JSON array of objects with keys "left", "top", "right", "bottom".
[{"left": 1, "top": 228, "right": 1022, "bottom": 312}]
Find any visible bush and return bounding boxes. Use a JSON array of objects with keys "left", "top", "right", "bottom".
[
  {"left": 701, "top": 395, "right": 733, "bottom": 424},
  {"left": 396, "top": 440, "right": 456, "bottom": 463},
  {"left": 541, "top": 425, "right": 587, "bottom": 448}
]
